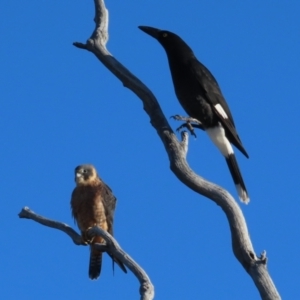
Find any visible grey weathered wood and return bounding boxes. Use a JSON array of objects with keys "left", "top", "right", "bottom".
[
  {"left": 18, "top": 207, "right": 154, "bottom": 300},
  {"left": 72, "top": 1, "right": 281, "bottom": 299}
]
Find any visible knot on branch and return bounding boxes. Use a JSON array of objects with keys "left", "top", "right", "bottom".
[
  {"left": 258, "top": 250, "right": 268, "bottom": 265},
  {"left": 140, "top": 281, "right": 154, "bottom": 297}
]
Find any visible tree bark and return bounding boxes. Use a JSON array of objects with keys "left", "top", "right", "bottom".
[
  {"left": 70, "top": 0, "right": 281, "bottom": 299},
  {"left": 18, "top": 207, "right": 154, "bottom": 300}
]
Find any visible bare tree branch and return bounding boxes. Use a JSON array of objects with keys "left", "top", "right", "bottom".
[
  {"left": 72, "top": 1, "right": 281, "bottom": 299},
  {"left": 18, "top": 207, "right": 154, "bottom": 300},
  {"left": 19, "top": 206, "right": 84, "bottom": 245}
]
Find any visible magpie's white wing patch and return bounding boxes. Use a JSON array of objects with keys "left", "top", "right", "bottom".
[{"left": 214, "top": 104, "right": 228, "bottom": 119}]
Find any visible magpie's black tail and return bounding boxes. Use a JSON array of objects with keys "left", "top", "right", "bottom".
[{"left": 225, "top": 154, "right": 249, "bottom": 204}]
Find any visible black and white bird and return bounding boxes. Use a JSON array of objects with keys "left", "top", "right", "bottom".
[{"left": 139, "top": 26, "right": 249, "bottom": 203}]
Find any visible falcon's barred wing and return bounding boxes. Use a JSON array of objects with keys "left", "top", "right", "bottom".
[
  {"left": 100, "top": 180, "right": 117, "bottom": 236},
  {"left": 99, "top": 180, "right": 127, "bottom": 274}
]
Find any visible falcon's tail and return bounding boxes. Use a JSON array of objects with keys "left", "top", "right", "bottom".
[
  {"left": 89, "top": 246, "right": 102, "bottom": 280},
  {"left": 225, "top": 154, "right": 249, "bottom": 204}
]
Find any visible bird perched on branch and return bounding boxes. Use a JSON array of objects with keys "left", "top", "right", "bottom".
[
  {"left": 71, "top": 164, "right": 127, "bottom": 279},
  {"left": 139, "top": 26, "right": 249, "bottom": 203}
]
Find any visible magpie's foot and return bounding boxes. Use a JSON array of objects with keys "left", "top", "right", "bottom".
[{"left": 175, "top": 122, "right": 197, "bottom": 138}]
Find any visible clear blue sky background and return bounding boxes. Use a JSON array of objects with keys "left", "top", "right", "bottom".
[{"left": 1, "top": 1, "right": 299, "bottom": 299}]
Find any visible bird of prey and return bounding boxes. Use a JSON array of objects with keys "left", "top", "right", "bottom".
[
  {"left": 139, "top": 26, "right": 249, "bottom": 203},
  {"left": 71, "top": 164, "right": 127, "bottom": 279}
]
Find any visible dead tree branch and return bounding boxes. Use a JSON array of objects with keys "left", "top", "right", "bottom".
[
  {"left": 18, "top": 207, "right": 154, "bottom": 300},
  {"left": 71, "top": 0, "right": 280, "bottom": 299}
]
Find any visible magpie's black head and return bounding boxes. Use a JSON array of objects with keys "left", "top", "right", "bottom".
[
  {"left": 74, "top": 164, "right": 98, "bottom": 185},
  {"left": 138, "top": 26, "right": 193, "bottom": 57}
]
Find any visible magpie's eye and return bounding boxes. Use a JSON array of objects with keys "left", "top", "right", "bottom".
[{"left": 162, "top": 32, "right": 168, "bottom": 38}]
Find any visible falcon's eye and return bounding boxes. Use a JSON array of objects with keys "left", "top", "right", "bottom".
[
  {"left": 162, "top": 32, "right": 168, "bottom": 38},
  {"left": 83, "top": 169, "right": 87, "bottom": 173}
]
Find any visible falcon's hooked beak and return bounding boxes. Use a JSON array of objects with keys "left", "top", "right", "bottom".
[{"left": 75, "top": 169, "right": 84, "bottom": 183}]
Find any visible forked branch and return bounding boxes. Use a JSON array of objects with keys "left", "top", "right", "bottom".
[{"left": 18, "top": 207, "right": 154, "bottom": 300}]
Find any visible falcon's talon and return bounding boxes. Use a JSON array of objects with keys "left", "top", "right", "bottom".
[
  {"left": 82, "top": 230, "right": 95, "bottom": 244},
  {"left": 81, "top": 238, "right": 89, "bottom": 245},
  {"left": 85, "top": 226, "right": 98, "bottom": 243}
]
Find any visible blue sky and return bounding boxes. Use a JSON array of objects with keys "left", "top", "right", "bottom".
[{"left": 1, "top": 1, "right": 300, "bottom": 299}]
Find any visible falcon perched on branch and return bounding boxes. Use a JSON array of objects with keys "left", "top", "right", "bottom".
[{"left": 71, "top": 164, "right": 127, "bottom": 279}]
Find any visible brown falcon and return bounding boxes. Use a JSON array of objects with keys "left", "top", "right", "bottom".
[{"left": 70, "top": 164, "right": 127, "bottom": 279}]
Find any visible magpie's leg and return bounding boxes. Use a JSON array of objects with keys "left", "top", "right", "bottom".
[{"left": 170, "top": 115, "right": 204, "bottom": 137}]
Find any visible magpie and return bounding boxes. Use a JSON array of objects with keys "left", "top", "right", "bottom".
[{"left": 138, "top": 26, "right": 249, "bottom": 203}]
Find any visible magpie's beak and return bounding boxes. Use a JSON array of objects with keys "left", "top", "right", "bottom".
[{"left": 138, "top": 26, "right": 161, "bottom": 39}]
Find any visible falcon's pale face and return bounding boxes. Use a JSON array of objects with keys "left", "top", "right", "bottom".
[{"left": 75, "top": 164, "right": 98, "bottom": 185}]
